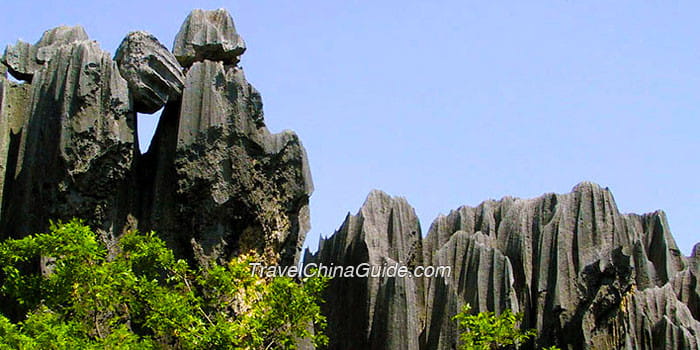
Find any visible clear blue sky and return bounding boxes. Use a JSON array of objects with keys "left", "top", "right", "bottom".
[{"left": 2, "top": 1, "right": 698, "bottom": 255}]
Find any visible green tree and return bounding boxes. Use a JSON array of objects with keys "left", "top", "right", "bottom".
[
  {"left": 453, "top": 304, "right": 536, "bottom": 350},
  {"left": 0, "top": 219, "right": 328, "bottom": 349}
]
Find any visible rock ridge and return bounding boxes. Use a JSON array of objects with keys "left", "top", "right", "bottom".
[{"left": 308, "top": 183, "right": 700, "bottom": 349}]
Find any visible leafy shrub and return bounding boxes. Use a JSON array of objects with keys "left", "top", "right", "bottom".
[
  {"left": 453, "top": 304, "right": 536, "bottom": 350},
  {"left": 0, "top": 220, "right": 328, "bottom": 349}
]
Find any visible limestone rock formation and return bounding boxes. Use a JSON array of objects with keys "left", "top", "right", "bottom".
[
  {"left": 0, "top": 72, "right": 31, "bottom": 219},
  {"left": 173, "top": 8, "right": 246, "bottom": 67},
  {"left": 142, "top": 58, "right": 313, "bottom": 265},
  {"left": 2, "top": 26, "right": 88, "bottom": 81},
  {"left": 115, "top": 31, "right": 185, "bottom": 114},
  {"left": 423, "top": 230, "right": 519, "bottom": 349},
  {"left": 310, "top": 183, "right": 700, "bottom": 349},
  {"left": 0, "top": 38, "right": 136, "bottom": 248},
  {"left": 139, "top": 9, "right": 312, "bottom": 266},
  {"left": 306, "top": 191, "right": 424, "bottom": 350},
  {"left": 0, "top": 9, "right": 312, "bottom": 268},
  {"left": 1, "top": 9, "right": 698, "bottom": 350}
]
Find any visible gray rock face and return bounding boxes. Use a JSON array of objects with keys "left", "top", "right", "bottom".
[
  {"left": 428, "top": 182, "right": 699, "bottom": 348},
  {"left": 173, "top": 9, "right": 246, "bottom": 67},
  {"left": 310, "top": 183, "right": 700, "bottom": 349},
  {"left": 306, "top": 191, "right": 423, "bottom": 350},
  {"left": 115, "top": 31, "right": 185, "bottom": 114},
  {"left": 142, "top": 58, "right": 313, "bottom": 265},
  {"left": 0, "top": 39, "right": 136, "bottom": 248},
  {"left": 0, "top": 75, "right": 31, "bottom": 219},
  {"left": 623, "top": 285, "right": 700, "bottom": 349},
  {"left": 423, "top": 231, "right": 519, "bottom": 349},
  {"left": 2, "top": 26, "right": 88, "bottom": 81},
  {"left": 0, "top": 9, "right": 312, "bottom": 270}
]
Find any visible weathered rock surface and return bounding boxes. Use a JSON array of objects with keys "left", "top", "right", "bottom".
[
  {"left": 0, "top": 75, "right": 31, "bottom": 219},
  {"left": 141, "top": 58, "right": 313, "bottom": 265},
  {"left": 0, "top": 39, "right": 136, "bottom": 250},
  {"left": 622, "top": 284, "right": 700, "bottom": 349},
  {"left": 133, "top": 9, "right": 312, "bottom": 266},
  {"left": 310, "top": 183, "right": 700, "bottom": 349},
  {"left": 423, "top": 230, "right": 519, "bottom": 349},
  {"left": 115, "top": 31, "right": 185, "bottom": 114},
  {"left": 306, "top": 191, "right": 424, "bottom": 350},
  {"left": 0, "top": 8, "right": 312, "bottom": 270},
  {"left": 2, "top": 26, "right": 88, "bottom": 81},
  {"left": 172, "top": 8, "right": 246, "bottom": 67}
]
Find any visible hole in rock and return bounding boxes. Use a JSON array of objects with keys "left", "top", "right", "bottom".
[
  {"left": 137, "top": 107, "right": 163, "bottom": 153},
  {"left": 4, "top": 71, "right": 27, "bottom": 84}
]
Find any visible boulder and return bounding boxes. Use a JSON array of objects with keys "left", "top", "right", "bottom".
[
  {"left": 172, "top": 9, "right": 246, "bottom": 67},
  {"left": 115, "top": 31, "right": 185, "bottom": 114}
]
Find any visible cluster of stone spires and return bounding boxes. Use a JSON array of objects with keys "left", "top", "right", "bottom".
[
  {"left": 1, "top": 8, "right": 698, "bottom": 349},
  {"left": 0, "top": 8, "right": 312, "bottom": 266},
  {"left": 306, "top": 184, "right": 700, "bottom": 349}
]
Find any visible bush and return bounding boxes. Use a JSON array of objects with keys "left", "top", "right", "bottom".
[
  {"left": 0, "top": 219, "right": 328, "bottom": 349},
  {"left": 453, "top": 304, "right": 535, "bottom": 350}
]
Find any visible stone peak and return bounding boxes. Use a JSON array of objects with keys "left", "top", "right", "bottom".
[{"left": 173, "top": 8, "right": 246, "bottom": 68}]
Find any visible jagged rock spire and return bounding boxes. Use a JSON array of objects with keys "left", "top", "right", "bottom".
[
  {"left": 306, "top": 190, "right": 424, "bottom": 350},
  {"left": 134, "top": 9, "right": 312, "bottom": 265}
]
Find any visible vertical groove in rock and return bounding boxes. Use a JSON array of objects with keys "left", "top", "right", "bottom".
[{"left": 0, "top": 76, "right": 31, "bottom": 219}]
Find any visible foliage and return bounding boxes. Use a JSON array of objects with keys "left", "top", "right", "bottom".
[
  {"left": 0, "top": 219, "right": 328, "bottom": 349},
  {"left": 453, "top": 304, "right": 537, "bottom": 350}
]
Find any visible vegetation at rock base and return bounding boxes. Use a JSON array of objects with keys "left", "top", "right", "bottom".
[
  {"left": 454, "top": 304, "right": 560, "bottom": 350},
  {"left": 0, "top": 220, "right": 328, "bottom": 349}
]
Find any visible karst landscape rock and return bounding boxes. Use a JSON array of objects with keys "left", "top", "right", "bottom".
[
  {"left": 308, "top": 183, "right": 700, "bottom": 349},
  {"left": 0, "top": 8, "right": 311, "bottom": 267},
  {"left": 1, "top": 8, "right": 698, "bottom": 350}
]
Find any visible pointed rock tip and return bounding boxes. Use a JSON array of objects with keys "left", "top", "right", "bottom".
[
  {"left": 692, "top": 243, "right": 700, "bottom": 258},
  {"left": 364, "top": 189, "right": 406, "bottom": 205},
  {"left": 36, "top": 25, "right": 89, "bottom": 46},
  {"left": 3, "top": 24, "right": 89, "bottom": 81},
  {"left": 360, "top": 190, "right": 416, "bottom": 218},
  {"left": 571, "top": 181, "right": 608, "bottom": 193}
]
